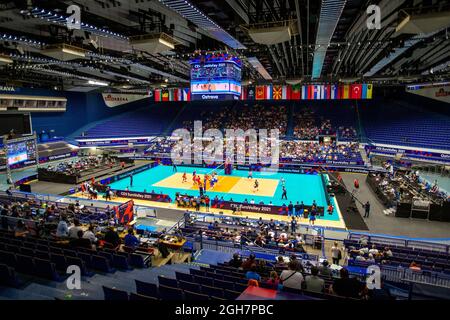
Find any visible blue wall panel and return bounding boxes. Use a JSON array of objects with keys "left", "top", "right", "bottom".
[{"left": 1, "top": 88, "right": 153, "bottom": 137}]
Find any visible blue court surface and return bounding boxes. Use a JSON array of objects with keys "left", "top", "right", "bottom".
[{"left": 108, "top": 165, "right": 340, "bottom": 221}]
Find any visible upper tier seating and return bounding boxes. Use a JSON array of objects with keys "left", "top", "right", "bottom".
[
  {"left": 360, "top": 100, "right": 450, "bottom": 150},
  {"left": 83, "top": 106, "right": 180, "bottom": 138}
]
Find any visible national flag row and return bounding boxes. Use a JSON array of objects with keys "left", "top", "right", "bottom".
[
  {"left": 153, "top": 84, "right": 373, "bottom": 102},
  {"left": 240, "top": 84, "right": 373, "bottom": 100},
  {"left": 154, "top": 88, "right": 191, "bottom": 102}
]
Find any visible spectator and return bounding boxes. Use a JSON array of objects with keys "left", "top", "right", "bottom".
[
  {"left": 304, "top": 266, "right": 325, "bottom": 293},
  {"left": 68, "top": 218, "right": 82, "bottom": 239},
  {"left": 245, "top": 265, "right": 261, "bottom": 282},
  {"left": 83, "top": 225, "right": 98, "bottom": 244},
  {"left": 103, "top": 226, "right": 121, "bottom": 249},
  {"left": 266, "top": 271, "right": 281, "bottom": 290},
  {"left": 275, "top": 256, "right": 287, "bottom": 270},
  {"left": 280, "top": 261, "right": 304, "bottom": 291},
  {"left": 228, "top": 253, "right": 243, "bottom": 268},
  {"left": 124, "top": 228, "right": 140, "bottom": 250},
  {"left": 331, "top": 241, "right": 342, "bottom": 265},
  {"left": 330, "top": 268, "right": 366, "bottom": 298},
  {"left": 319, "top": 260, "right": 333, "bottom": 278},
  {"left": 241, "top": 254, "right": 257, "bottom": 271},
  {"left": 14, "top": 220, "right": 28, "bottom": 237},
  {"left": 70, "top": 230, "right": 93, "bottom": 249},
  {"left": 56, "top": 215, "right": 69, "bottom": 238}
]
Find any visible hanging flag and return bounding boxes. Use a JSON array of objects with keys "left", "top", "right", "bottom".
[
  {"left": 182, "top": 88, "right": 191, "bottom": 101},
  {"left": 162, "top": 89, "right": 169, "bottom": 101},
  {"left": 247, "top": 86, "right": 255, "bottom": 100},
  {"left": 240, "top": 86, "right": 246, "bottom": 100},
  {"left": 272, "top": 85, "right": 282, "bottom": 99},
  {"left": 350, "top": 84, "right": 362, "bottom": 99},
  {"left": 266, "top": 85, "right": 273, "bottom": 99},
  {"left": 291, "top": 84, "right": 301, "bottom": 100},
  {"left": 313, "top": 85, "right": 319, "bottom": 100},
  {"left": 154, "top": 89, "right": 162, "bottom": 102},
  {"left": 301, "top": 85, "right": 308, "bottom": 100},
  {"left": 363, "top": 84, "right": 373, "bottom": 99},
  {"left": 282, "top": 85, "right": 291, "bottom": 100},
  {"left": 330, "top": 85, "right": 338, "bottom": 99},
  {"left": 256, "top": 85, "right": 266, "bottom": 100},
  {"left": 308, "top": 85, "right": 314, "bottom": 100},
  {"left": 342, "top": 85, "right": 350, "bottom": 99}
]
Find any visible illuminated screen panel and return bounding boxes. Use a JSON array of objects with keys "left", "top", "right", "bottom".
[
  {"left": 190, "top": 57, "right": 242, "bottom": 101},
  {"left": 6, "top": 139, "right": 37, "bottom": 166}
]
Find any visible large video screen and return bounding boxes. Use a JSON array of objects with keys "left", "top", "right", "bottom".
[
  {"left": 190, "top": 54, "right": 242, "bottom": 101},
  {"left": 6, "top": 139, "right": 37, "bottom": 166},
  {"left": 0, "top": 114, "right": 31, "bottom": 135}
]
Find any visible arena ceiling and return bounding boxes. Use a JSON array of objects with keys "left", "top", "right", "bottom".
[{"left": 0, "top": 0, "right": 449, "bottom": 90}]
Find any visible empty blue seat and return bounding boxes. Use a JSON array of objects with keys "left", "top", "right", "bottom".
[
  {"left": 65, "top": 256, "right": 88, "bottom": 275},
  {"left": 15, "top": 254, "right": 34, "bottom": 274},
  {"left": 201, "top": 285, "right": 224, "bottom": 298},
  {"left": 50, "top": 254, "right": 67, "bottom": 271},
  {"left": 213, "top": 279, "right": 235, "bottom": 291},
  {"left": 34, "top": 258, "right": 60, "bottom": 281},
  {"left": 92, "top": 255, "right": 114, "bottom": 273},
  {"left": 178, "top": 280, "right": 200, "bottom": 293},
  {"left": 35, "top": 250, "right": 50, "bottom": 260},
  {"left": 159, "top": 285, "right": 183, "bottom": 300},
  {"left": 234, "top": 282, "right": 248, "bottom": 292},
  {"left": 0, "top": 250, "right": 16, "bottom": 268},
  {"left": 158, "top": 275, "right": 178, "bottom": 288},
  {"left": 176, "top": 271, "right": 193, "bottom": 283},
  {"left": 183, "top": 290, "right": 209, "bottom": 301},
  {"left": 102, "top": 286, "right": 129, "bottom": 300},
  {"left": 112, "top": 254, "right": 131, "bottom": 270},
  {"left": 77, "top": 252, "right": 92, "bottom": 268},
  {"left": 135, "top": 280, "right": 158, "bottom": 298},
  {"left": 130, "top": 253, "right": 150, "bottom": 268},
  {"left": 224, "top": 289, "right": 241, "bottom": 300},
  {"left": 129, "top": 292, "right": 158, "bottom": 301},
  {"left": 0, "top": 263, "right": 20, "bottom": 287},
  {"left": 194, "top": 275, "right": 214, "bottom": 287}
]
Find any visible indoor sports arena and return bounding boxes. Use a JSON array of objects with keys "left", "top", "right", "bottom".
[{"left": 0, "top": 0, "right": 450, "bottom": 305}]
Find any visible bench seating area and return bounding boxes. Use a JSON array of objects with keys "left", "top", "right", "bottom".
[
  {"left": 0, "top": 230, "right": 151, "bottom": 288},
  {"left": 344, "top": 238, "right": 450, "bottom": 274}
]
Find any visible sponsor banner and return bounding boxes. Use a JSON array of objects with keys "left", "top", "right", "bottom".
[
  {"left": 78, "top": 138, "right": 154, "bottom": 147},
  {"left": 406, "top": 82, "right": 450, "bottom": 104},
  {"left": 102, "top": 92, "right": 152, "bottom": 107},
  {"left": 212, "top": 200, "right": 324, "bottom": 216},
  {"left": 114, "top": 190, "right": 172, "bottom": 203},
  {"left": 366, "top": 145, "right": 450, "bottom": 163}
]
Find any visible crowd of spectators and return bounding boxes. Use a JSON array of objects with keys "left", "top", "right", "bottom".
[
  {"left": 225, "top": 251, "right": 384, "bottom": 299},
  {"left": 44, "top": 155, "right": 118, "bottom": 176},
  {"left": 280, "top": 141, "right": 362, "bottom": 163},
  {"left": 368, "top": 168, "right": 449, "bottom": 205}
]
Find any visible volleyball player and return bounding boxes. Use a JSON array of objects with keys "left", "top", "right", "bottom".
[
  {"left": 253, "top": 179, "right": 259, "bottom": 192},
  {"left": 248, "top": 170, "right": 253, "bottom": 179},
  {"left": 182, "top": 172, "right": 187, "bottom": 183}
]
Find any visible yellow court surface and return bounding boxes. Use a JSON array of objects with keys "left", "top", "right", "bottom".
[{"left": 152, "top": 172, "right": 279, "bottom": 197}]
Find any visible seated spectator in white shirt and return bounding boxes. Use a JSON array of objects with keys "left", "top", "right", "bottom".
[
  {"left": 280, "top": 261, "right": 304, "bottom": 291},
  {"left": 82, "top": 225, "right": 98, "bottom": 244},
  {"left": 304, "top": 266, "right": 325, "bottom": 293},
  {"left": 368, "top": 245, "right": 379, "bottom": 256},
  {"left": 68, "top": 219, "right": 83, "bottom": 239}
]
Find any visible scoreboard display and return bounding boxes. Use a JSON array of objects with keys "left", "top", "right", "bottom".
[
  {"left": 190, "top": 53, "right": 242, "bottom": 101},
  {"left": 5, "top": 135, "right": 37, "bottom": 168}
]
